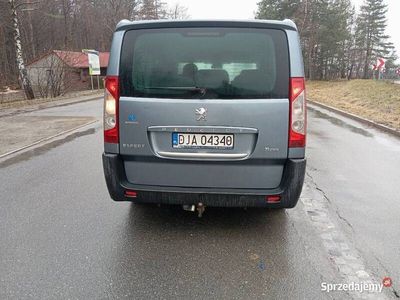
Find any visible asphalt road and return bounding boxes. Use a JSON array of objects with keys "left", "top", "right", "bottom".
[
  {"left": 0, "top": 99, "right": 398, "bottom": 299},
  {"left": 306, "top": 105, "right": 400, "bottom": 297}
]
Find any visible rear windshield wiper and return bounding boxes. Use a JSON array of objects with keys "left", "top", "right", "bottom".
[{"left": 142, "top": 86, "right": 207, "bottom": 95}]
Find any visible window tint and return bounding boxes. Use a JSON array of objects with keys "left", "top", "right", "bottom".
[{"left": 120, "top": 27, "right": 289, "bottom": 99}]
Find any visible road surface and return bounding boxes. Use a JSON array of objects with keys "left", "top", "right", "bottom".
[{"left": 0, "top": 99, "right": 399, "bottom": 299}]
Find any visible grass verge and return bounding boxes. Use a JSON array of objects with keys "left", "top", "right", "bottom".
[{"left": 307, "top": 79, "right": 400, "bottom": 130}]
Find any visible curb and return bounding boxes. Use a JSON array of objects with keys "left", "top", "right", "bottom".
[
  {"left": 308, "top": 100, "right": 400, "bottom": 138},
  {"left": 0, "top": 95, "right": 102, "bottom": 118},
  {"left": 0, "top": 91, "right": 99, "bottom": 105},
  {"left": 0, "top": 119, "right": 99, "bottom": 159}
]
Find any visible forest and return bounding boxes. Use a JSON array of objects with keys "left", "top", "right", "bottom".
[
  {"left": 0, "top": 0, "right": 187, "bottom": 89},
  {"left": 256, "top": 0, "right": 398, "bottom": 80}
]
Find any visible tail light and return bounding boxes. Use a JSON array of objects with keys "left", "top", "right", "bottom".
[
  {"left": 266, "top": 195, "right": 281, "bottom": 203},
  {"left": 104, "top": 76, "right": 119, "bottom": 144},
  {"left": 124, "top": 190, "right": 138, "bottom": 198},
  {"left": 289, "top": 77, "right": 306, "bottom": 148}
]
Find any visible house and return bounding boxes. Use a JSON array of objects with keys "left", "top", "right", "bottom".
[{"left": 26, "top": 50, "right": 109, "bottom": 97}]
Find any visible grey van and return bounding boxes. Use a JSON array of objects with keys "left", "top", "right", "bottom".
[{"left": 102, "top": 19, "right": 306, "bottom": 209}]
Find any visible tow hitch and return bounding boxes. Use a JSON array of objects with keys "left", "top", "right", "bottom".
[{"left": 182, "top": 202, "right": 206, "bottom": 217}]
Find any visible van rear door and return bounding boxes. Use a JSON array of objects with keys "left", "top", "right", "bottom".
[{"left": 118, "top": 26, "right": 290, "bottom": 190}]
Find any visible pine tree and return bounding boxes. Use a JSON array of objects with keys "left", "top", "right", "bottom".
[
  {"left": 255, "top": 0, "right": 303, "bottom": 20},
  {"left": 255, "top": 0, "right": 353, "bottom": 80},
  {"left": 317, "top": 0, "right": 353, "bottom": 79},
  {"left": 356, "top": 0, "right": 393, "bottom": 78}
]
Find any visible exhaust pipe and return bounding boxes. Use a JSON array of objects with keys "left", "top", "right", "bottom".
[
  {"left": 182, "top": 204, "right": 195, "bottom": 212},
  {"left": 182, "top": 203, "right": 206, "bottom": 217}
]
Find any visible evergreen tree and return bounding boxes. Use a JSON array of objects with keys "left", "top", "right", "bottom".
[
  {"left": 317, "top": 0, "right": 353, "bottom": 79},
  {"left": 355, "top": 0, "right": 393, "bottom": 78},
  {"left": 255, "top": 0, "right": 394, "bottom": 80},
  {"left": 255, "top": 0, "right": 301, "bottom": 20},
  {"left": 256, "top": 0, "right": 353, "bottom": 80}
]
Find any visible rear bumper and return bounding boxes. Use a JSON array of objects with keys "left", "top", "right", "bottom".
[{"left": 102, "top": 153, "right": 306, "bottom": 208}]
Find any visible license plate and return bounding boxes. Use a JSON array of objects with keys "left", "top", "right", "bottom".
[{"left": 172, "top": 133, "right": 234, "bottom": 149}]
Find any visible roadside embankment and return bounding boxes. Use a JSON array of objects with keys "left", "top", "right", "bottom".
[{"left": 307, "top": 80, "right": 400, "bottom": 131}]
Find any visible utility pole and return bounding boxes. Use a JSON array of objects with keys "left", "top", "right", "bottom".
[{"left": 8, "top": 0, "right": 35, "bottom": 99}]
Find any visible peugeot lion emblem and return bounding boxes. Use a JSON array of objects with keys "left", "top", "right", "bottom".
[{"left": 195, "top": 107, "right": 207, "bottom": 121}]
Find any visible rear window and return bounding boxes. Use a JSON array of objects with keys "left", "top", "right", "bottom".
[{"left": 120, "top": 27, "right": 289, "bottom": 99}]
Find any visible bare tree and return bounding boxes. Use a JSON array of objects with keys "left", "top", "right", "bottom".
[
  {"left": 32, "top": 51, "right": 75, "bottom": 98},
  {"left": 139, "top": 0, "right": 167, "bottom": 19},
  {"left": 168, "top": 2, "right": 189, "bottom": 19},
  {"left": 0, "top": 0, "right": 190, "bottom": 90},
  {"left": 8, "top": 0, "right": 35, "bottom": 99}
]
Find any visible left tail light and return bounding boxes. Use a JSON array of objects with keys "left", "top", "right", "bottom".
[{"left": 104, "top": 76, "right": 119, "bottom": 144}]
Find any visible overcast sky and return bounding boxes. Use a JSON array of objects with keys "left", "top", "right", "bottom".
[{"left": 169, "top": 0, "right": 399, "bottom": 57}]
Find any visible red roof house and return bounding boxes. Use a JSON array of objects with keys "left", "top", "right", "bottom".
[
  {"left": 52, "top": 51, "right": 109, "bottom": 69},
  {"left": 26, "top": 50, "right": 109, "bottom": 96}
]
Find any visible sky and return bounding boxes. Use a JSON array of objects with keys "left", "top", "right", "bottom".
[{"left": 168, "top": 0, "right": 400, "bottom": 57}]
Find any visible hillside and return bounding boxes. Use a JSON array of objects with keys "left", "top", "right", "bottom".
[{"left": 307, "top": 80, "right": 400, "bottom": 130}]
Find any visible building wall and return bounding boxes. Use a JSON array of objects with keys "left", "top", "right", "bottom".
[
  {"left": 27, "top": 54, "right": 64, "bottom": 93},
  {"left": 65, "top": 69, "right": 90, "bottom": 91},
  {"left": 26, "top": 53, "right": 101, "bottom": 96}
]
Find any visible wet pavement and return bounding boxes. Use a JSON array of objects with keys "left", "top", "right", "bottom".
[
  {"left": 0, "top": 115, "right": 96, "bottom": 156},
  {"left": 307, "top": 105, "right": 400, "bottom": 299},
  {"left": 0, "top": 100, "right": 399, "bottom": 299}
]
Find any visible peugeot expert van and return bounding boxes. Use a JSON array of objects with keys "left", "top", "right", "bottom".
[{"left": 102, "top": 19, "right": 306, "bottom": 209}]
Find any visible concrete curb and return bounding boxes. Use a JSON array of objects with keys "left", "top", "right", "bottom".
[
  {"left": 0, "top": 94, "right": 102, "bottom": 118},
  {"left": 0, "top": 120, "right": 99, "bottom": 159},
  {"left": 308, "top": 100, "right": 400, "bottom": 138}
]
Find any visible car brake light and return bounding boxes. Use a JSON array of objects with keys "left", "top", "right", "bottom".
[
  {"left": 104, "top": 76, "right": 119, "bottom": 144},
  {"left": 124, "top": 190, "right": 138, "bottom": 198},
  {"left": 289, "top": 77, "right": 306, "bottom": 148},
  {"left": 266, "top": 195, "right": 281, "bottom": 203}
]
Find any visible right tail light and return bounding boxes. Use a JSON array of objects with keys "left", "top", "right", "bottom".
[{"left": 289, "top": 77, "right": 306, "bottom": 148}]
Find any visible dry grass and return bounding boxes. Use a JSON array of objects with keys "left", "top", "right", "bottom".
[
  {"left": 307, "top": 80, "right": 400, "bottom": 130},
  {"left": 0, "top": 90, "right": 102, "bottom": 109}
]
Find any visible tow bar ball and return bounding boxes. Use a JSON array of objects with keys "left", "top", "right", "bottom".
[{"left": 183, "top": 203, "right": 206, "bottom": 218}]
